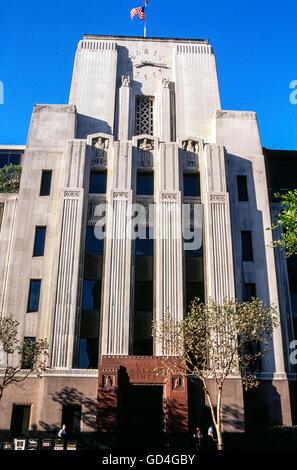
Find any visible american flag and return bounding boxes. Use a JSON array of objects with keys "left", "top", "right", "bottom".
[{"left": 131, "top": 6, "right": 145, "bottom": 20}]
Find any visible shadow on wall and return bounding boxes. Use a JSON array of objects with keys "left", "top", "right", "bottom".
[
  {"left": 188, "top": 378, "right": 244, "bottom": 436},
  {"left": 39, "top": 386, "right": 97, "bottom": 435},
  {"left": 76, "top": 114, "right": 112, "bottom": 140},
  {"left": 244, "top": 382, "right": 282, "bottom": 431},
  {"left": 227, "top": 154, "right": 277, "bottom": 372}
]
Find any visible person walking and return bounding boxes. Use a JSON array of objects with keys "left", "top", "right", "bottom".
[
  {"left": 193, "top": 426, "right": 203, "bottom": 452},
  {"left": 207, "top": 425, "right": 214, "bottom": 448},
  {"left": 58, "top": 424, "right": 67, "bottom": 441}
]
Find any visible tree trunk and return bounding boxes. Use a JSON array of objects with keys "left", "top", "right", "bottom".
[{"left": 216, "top": 387, "right": 224, "bottom": 450}]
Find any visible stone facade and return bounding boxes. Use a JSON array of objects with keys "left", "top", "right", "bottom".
[{"left": 0, "top": 35, "right": 296, "bottom": 439}]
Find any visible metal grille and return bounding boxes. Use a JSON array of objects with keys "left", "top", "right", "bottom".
[{"left": 135, "top": 96, "right": 154, "bottom": 135}]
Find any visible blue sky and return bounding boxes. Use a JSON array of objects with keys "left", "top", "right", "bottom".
[{"left": 0, "top": 0, "right": 296, "bottom": 149}]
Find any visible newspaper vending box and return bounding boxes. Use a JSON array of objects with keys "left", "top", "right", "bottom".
[
  {"left": 41, "top": 439, "right": 52, "bottom": 450},
  {"left": 54, "top": 439, "right": 64, "bottom": 450},
  {"left": 14, "top": 438, "right": 26, "bottom": 450},
  {"left": 66, "top": 440, "right": 77, "bottom": 450},
  {"left": 28, "top": 438, "right": 39, "bottom": 450}
]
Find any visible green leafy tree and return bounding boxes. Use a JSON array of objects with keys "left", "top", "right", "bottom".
[
  {"left": 0, "top": 314, "right": 48, "bottom": 400},
  {"left": 270, "top": 189, "right": 297, "bottom": 257},
  {"left": 0, "top": 164, "right": 22, "bottom": 193},
  {"left": 152, "top": 297, "right": 279, "bottom": 450}
]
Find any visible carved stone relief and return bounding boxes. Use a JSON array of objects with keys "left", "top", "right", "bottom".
[
  {"left": 102, "top": 374, "right": 116, "bottom": 391},
  {"left": 182, "top": 139, "right": 199, "bottom": 170},
  {"left": 91, "top": 136, "right": 109, "bottom": 168},
  {"left": 138, "top": 138, "right": 154, "bottom": 151},
  {"left": 172, "top": 375, "right": 184, "bottom": 390},
  {"left": 121, "top": 75, "right": 131, "bottom": 87},
  {"left": 92, "top": 136, "right": 109, "bottom": 150},
  {"left": 210, "top": 194, "right": 226, "bottom": 203},
  {"left": 182, "top": 139, "right": 199, "bottom": 153}
]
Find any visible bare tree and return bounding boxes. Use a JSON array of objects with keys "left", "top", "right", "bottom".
[
  {"left": 152, "top": 297, "right": 279, "bottom": 450},
  {"left": 0, "top": 314, "right": 48, "bottom": 400}
]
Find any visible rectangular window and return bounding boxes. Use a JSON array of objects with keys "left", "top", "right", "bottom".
[
  {"left": 40, "top": 170, "right": 52, "bottom": 196},
  {"left": 85, "top": 226, "right": 104, "bottom": 255},
  {"left": 245, "top": 341, "right": 262, "bottom": 372},
  {"left": 135, "top": 96, "right": 154, "bottom": 135},
  {"left": 135, "top": 228, "right": 154, "bottom": 256},
  {"left": 237, "top": 175, "right": 248, "bottom": 201},
  {"left": 136, "top": 172, "right": 154, "bottom": 196},
  {"left": 33, "top": 226, "right": 46, "bottom": 257},
  {"left": 183, "top": 173, "right": 201, "bottom": 197},
  {"left": 241, "top": 231, "right": 253, "bottom": 261},
  {"left": 21, "top": 337, "right": 36, "bottom": 369},
  {"left": 78, "top": 338, "right": 99, "bottom": 369},
  {"left": 27, "top": 280, "right": 41, "bottom": 312},
  {"left": 82, "top": 279, "right": 101, "bottom": 311},
  {"left": 10, "top": 405, "right": 31, "bottom": 436},
  {"left": 89, "top": 171, "right": 107, "bottom": 194},
  {"left": 244, "top": 283, "right": 257, "bottom": 301}
]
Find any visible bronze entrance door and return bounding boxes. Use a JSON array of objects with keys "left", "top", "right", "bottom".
[{"left": 119, "top": 384, "right": 163, "bottom": 449}]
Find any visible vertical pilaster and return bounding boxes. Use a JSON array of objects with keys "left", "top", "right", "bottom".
[
  {"left": 117, "top": 76, "right": 131, "bottom": 141},
  {"left": 201, "top": 144, "right": 235, "bottom": 301},
  {"left": 157, "top": 79, "right": 171, "bottom": 142},
  {"left": 101, "top": 190, "right": 133, "bottom": 355},
  {"left": 50, "top": 140, "right": 87, "bottom": 368},
  {"left": 155, "top": 143, "right": 183, "bottom": 355},
  {"left": 0, "top": 197, "right": 18, "bottom": 319}
]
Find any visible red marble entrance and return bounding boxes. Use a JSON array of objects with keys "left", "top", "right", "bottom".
[{"left": 97, "top": 356, "right": 188, "bottom": 434}]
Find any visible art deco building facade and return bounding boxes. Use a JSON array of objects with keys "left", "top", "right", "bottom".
[{"left": 0, "top": 35, "right": 296, "bottom": 440}]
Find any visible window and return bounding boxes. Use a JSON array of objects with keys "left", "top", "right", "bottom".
[
  {"left": 244, "top": 341, "right": 262, "bottom": 372},
  {"left": 135, "top": 96, "right": 154, "bottom": 135},
  {"left": 134, "top": 226, "right": 154, "bottom": 356},
  {"left": 82, "top": 280, "right": 101, "bottom": 311},
  {"left": 79, "top": 338, "right": 99, "bottom": 369},
  {"left": 10, "top": 405, "right": 31, "bottom": 436},
  {"left": 241, "top": 231, "right": 253, "bottom": 261},
  {"left": 237, "top": 175, "right": 248, "bottom": 201},
  {"left": 27, "top": 280, "right": 41, "bottom": 312},
  {"left": 244, "top": 283, "right": 256, "bottom": 301},
  {"left": 85, "top": 226, "right": 104, "bottom": 254},
  {"left": 135, "top": 228, "right": 154, "bottom": 256},
  {"left": 183, "top": 173, "right": 201, "bottom": 197},
  {"left": 89, "top": 171, "right": 106, "bottom": 194},
  {"left": 40, "top": 170, "right": 52, "bottom": 196},
  {"left": 33, "top": 227, "right": 46, "bottom": 257},
  {"left": 136, "top": 172, "right": 154, "bottom": 196},
  {"left": 21, "top": 337, "right": 36, "bottom": 369}
]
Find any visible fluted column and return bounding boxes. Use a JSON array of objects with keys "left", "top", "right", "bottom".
[
  {"left": 155, "top": 142, "right": 183, "bottom": 355},
  {"left": 201, "top": 144, "right": 235, "bottom": 301},
  {"left": 101, "top": 190, "right": 133, "bottom": 355},
  {"left": 50, "top": 140, "right": 86, "bottom": 368},
  {"left": 204, "top": 192, "right": 235, "bottom": 301}
]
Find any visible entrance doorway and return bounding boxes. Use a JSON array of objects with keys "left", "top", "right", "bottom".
[
  {"left": 10, "top": 405, "right": 31, "bottom": 436},
  {"left": 119, "top": 385, "right": 163, "bottom": 448},
  {"left": 61, "top": 404, "right": 81, "bottom": 437}
]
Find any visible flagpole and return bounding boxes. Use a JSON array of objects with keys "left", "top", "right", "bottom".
[{"left": 144, "top": 0, "right": 148, "bottom": 38}]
